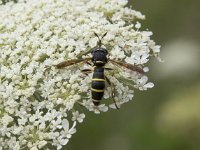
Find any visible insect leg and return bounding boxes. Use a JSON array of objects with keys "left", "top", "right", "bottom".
[
  {"left": 81, "top": 69, "right": 92, "bottom": 75},
  {"left": 86, "top": 62, "right": 93, "bottom": 66},
  {"left": 105, "top": 75, "right": 119, "bottom": 109},
  {"left": 104, "top": 67, "right": 113, "bottom": 71}
]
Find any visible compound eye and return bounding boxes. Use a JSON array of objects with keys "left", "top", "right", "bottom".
[
  {"left": 91, "top": 48, "right": 97, "bottom": 54},
  {"left": 103, "top": 49, "right": 108, "bottom": 54}
]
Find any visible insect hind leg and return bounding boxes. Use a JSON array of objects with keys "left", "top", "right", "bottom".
[{"left": 105, "top": 75, "right": 119, "bottom": 109}]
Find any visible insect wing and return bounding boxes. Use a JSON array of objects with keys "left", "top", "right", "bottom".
[
  {"left": 110, "top": 59, "right": 144, "bottom": 74},
  {"left": 55, "top": 58, "right": 91, "bottom": 69}
]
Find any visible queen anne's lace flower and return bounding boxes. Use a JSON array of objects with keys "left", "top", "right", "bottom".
[{"left": 0, "top": 0, "right": 161, "bottom": 149}]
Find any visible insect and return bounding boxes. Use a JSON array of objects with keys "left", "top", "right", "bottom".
[{"left": 55, "top": 32, "right": 144, "bottom": 109}]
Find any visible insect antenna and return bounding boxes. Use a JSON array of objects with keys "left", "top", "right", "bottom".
[
  {"left": 101, "top": 32, "right": 107, "bottom": 39},
  {"left": 94, "top": 32, "right": 101, "bottom": 47},
  {"left": 94, "top": 32, "right": 107, "bottom": 47}
]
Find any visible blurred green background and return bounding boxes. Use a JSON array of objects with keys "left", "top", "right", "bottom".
[{"left": 67, "top": 0, "right": 200, "bottom": 150}]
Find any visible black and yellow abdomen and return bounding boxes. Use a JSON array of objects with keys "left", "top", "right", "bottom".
[{"left": 91, "top": 67, "right": 105, "bottom": 105}]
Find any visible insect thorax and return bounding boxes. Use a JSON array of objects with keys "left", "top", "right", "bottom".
[{"left": 91, "top": 47, "right": 108, "bottom": 66}]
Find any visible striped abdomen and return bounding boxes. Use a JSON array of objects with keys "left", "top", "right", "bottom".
[{"left": 91, "top": 67, "right": 105, "bottom": 106}]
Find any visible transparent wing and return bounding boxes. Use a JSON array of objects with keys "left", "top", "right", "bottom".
[
  {"left": 109, "top": 59, "right": 144, "bottom": 74},
  {"left": 55, "top": 58, "right": 91, "bottom": 69}
]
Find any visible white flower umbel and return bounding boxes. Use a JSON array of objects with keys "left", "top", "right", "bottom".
[{"left": 0, "top": 0, "right": 161, "bottom": 149}]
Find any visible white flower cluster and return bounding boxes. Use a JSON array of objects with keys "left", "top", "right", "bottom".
[{"left": 0, "top": 0, "right": 160, "bottom": 149}]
